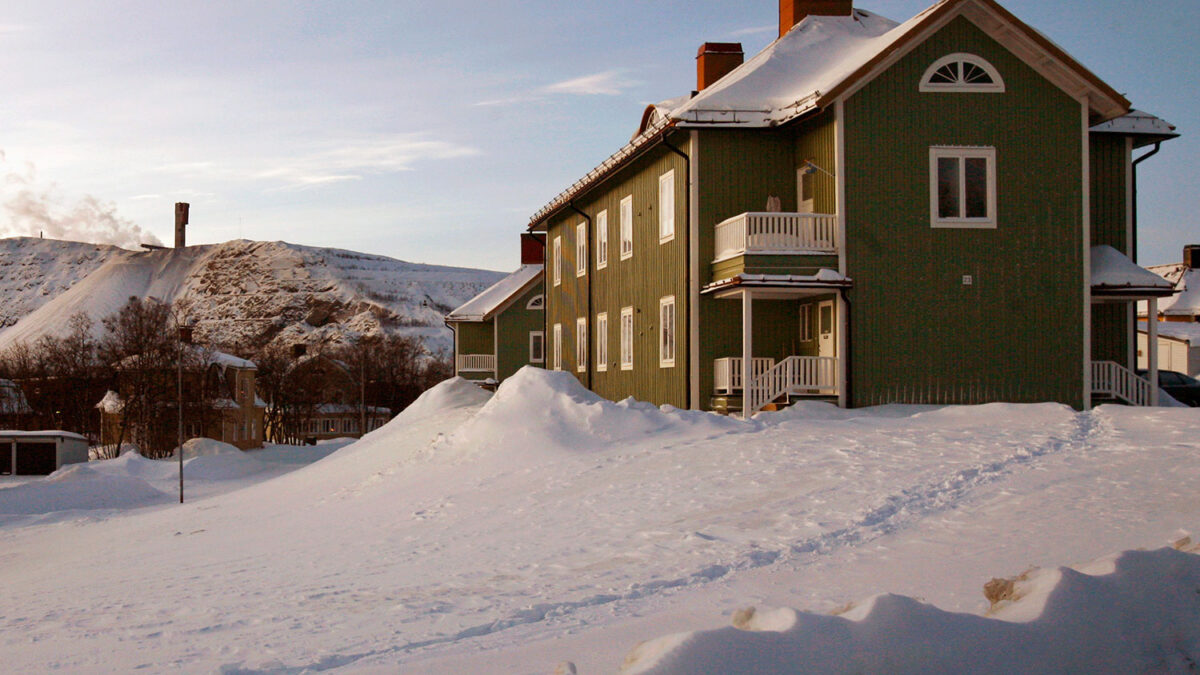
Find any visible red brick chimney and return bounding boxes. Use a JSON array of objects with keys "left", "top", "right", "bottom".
[
  {"left": 174, "top": 202, "right": 189, "bottom": 248},
  {"left": 1185, "top": 245, "right": 1200, "bottom": 269},
  {"left": 780, "top": 0, "right": 853, "bottom": 38},
  {"left": 696, "top": 43, "right": 744, "bottom": 91},
  {"left": 521, "top": 232, "right": 545, "bottom": 265}
]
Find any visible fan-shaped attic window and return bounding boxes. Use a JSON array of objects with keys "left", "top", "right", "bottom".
[
  {"left": 920, "top": 53, "right": 1005, "bottom": 93},
  {"left": 526, "top": 294, "right": 544, "bottom": 310}
]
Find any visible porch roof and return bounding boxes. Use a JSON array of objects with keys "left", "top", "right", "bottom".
[
  {"left": 1091, "top": 245, "right": 1176, "bottom": 298},
  {"left": 702, "top": 269, "right": 851, "bottom": 297}
]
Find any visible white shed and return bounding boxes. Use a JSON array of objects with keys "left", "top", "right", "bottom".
[
  {"left": 1138, "top": 322, "right": 1200, "bottom": 377},
  {"left": 0, "top": 431, "right": 89, "bottom": 476}
]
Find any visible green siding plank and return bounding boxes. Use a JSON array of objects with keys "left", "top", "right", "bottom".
[{"left": 495, "top": 281, "right": 545, "bottom": 381}]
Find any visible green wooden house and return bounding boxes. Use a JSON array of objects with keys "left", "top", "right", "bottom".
[
  {"left": 446, "top": 234, "right": 546, "bottom": 384},
  {"left": 528, "top": 0, "right": 1179, "bottom": 416}
]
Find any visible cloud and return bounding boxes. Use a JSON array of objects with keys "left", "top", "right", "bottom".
[
  {"left": 542, "top": 70, "right": 634, "bottom": 96},
  {"left": 0, "top": 163, "right": 163, "bottom": 249},
  {"left": 731, "top": 24, "right": 775, "bottom": 37},
  {"left": 255, "top": 134, "right": 481, "bottom": 191}
]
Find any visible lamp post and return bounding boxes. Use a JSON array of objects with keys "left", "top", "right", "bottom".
[{"left": 175, "top": 319, "right": 194, "bottom": 504}]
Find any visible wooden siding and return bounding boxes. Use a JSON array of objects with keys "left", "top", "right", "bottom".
[
  {"left": 495, "top": 281, "right": 545, "bottom": 381},
  {"left": 456, "top": 321, "right": 494, "bottom": 356},
  {"left": 712, "top": 254, "right": 840, "bottom": 281},
  {"left": 543, "top": 140, "right": 689, "bottom": 408},
  {"left": 1091, "top": 302, "right": 1129, "bottom": 365},
  {"left": 793, "top": 109, "right": 839, "bottom": 215},
  {"left": 844, "top": 15, "right": 1085, "bottom": 408},
  {"left": 1090, "top": 134, "right": 1129, "bottom": 253}
]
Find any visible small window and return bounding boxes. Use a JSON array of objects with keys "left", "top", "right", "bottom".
[
  {"left": 930, "top": 146, "right": 996, "bottom": 228},
  {"left": 920, "top": 53, "right": 1004, "bottom": 93},
  {"left": 576, "top": 316, "right": 587, "bottom": 373},
  {"left": 659, "top": 170, "right": 675, "bottom": 243},
  {"left": 620, "top": 196, "right": 633, "bottom": 260},
  {"left": 526, "top": 295, "right": 544, "bottom": 310},
  {"left": 596, "top": 210, "right": 608, "bottom": 269},
  {"left": 596, "top": 312, "right": 608, "bottom": 372},
  {"left": 576, "top": 222, "right": 587, "bottom": 277},
  {"left": 799, "top": 304, "right": 814, "bottom": 342},
  {"left": 553, "top": 236, "right": 562, "bottom": 286},
  {"left": 798, "top": 169, "right": 815, "bottom": 214},
  {"left": 553, "top": 323, "right": 562, "bottom": 371},
  {"left": 529, "top": 331, "right": 545, "bottom": 364},
  {"left": 659, "top": 296, "right": 675, "bottom": 367},
  {"left": 620, "top": 306, "right": 634, "bottom": 370}
]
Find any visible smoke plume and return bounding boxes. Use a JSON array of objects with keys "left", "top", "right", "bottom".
[{"left": 2, "top": 162, "right": 163, "bottom": 250}]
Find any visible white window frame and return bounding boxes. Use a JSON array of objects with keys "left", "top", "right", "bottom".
[
  {"left": 529, "top": 331, "right": 545, "bottom": 364},
  {"left": 596, "top": 209, "right": 608, "bottom": 270},
  {"left": 620, "top": 306, "right": 634, "bottom": 370},
  {"left": 526, "top": 294, "right": 544, "bottom": 310},
  {"left": 552, "top": 323, "right": 562, "bottom": 371},
  {"left": 619, "top": 195, "right": 633, "bottom": 260},
  {"left": 576, "top": 316, "right": 587, "bottom": 373},
  {"left": 659, "top": 296, "right": 675, "bottom": 368},
  {"left": 799, "top": 303, "right": 814, "bottom": 342},
  {"left": 797, "top": 167, "right": 815, "bottom": 214},
  {"left": 575, "top": 222, "right": 587, "bottom": 277},
  {"left": 919, "top": 53, "right": 1005, "bottom": 93},
  {"left": 552, "top": 236, "right": 562, "bottom": 286},
  {"left": 930, "top": 146, "right": 997, "bottom": 229},
  {"left": 596, "top": 312, "right": 608, "bottom": 372},
  {"left": 658, "top": 170, "right": 675, "bottom": 243}
]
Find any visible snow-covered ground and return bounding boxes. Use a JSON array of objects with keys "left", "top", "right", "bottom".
[{"left": 0, "top": 369, "right": 1197, "bottom": 673}]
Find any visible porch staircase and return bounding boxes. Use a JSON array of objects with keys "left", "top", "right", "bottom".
[
  {"left": 1091, "top": 360, "right": 1154, "bottom": 406},
  {"left": 743, "top": 356, "right": 838, "bottom": 418}
]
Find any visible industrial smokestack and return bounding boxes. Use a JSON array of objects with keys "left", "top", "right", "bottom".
[{"left": 175, "top": 202, "right": 189, "bottom": 248}]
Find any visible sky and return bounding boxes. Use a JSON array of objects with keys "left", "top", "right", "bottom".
[{"left": 0, "top": 0, "right": 1196, "bottom": 271}]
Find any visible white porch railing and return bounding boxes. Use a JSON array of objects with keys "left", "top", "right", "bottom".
[
  {"left": 1091, "top": 360, "right": 1152, "bottom": 407},
  {"left": 713, "top": 357, "right": 776, "bottom": 394},
  {"left": 457, "top": 354, "right": 496, "bottom": 372},
  {"left": 713, "top": 212, "right": 838, "bottom": 262},
  {"left": 745, "top": 356, "right": 839, "bottom": 417}
]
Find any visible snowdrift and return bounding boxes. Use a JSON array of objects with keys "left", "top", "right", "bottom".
[
  {"left": 621, "top": 544, "right": 1200, "bottom": 674},
  {"left": 0, "top": 464, "right": 168, "bottom": 517}
]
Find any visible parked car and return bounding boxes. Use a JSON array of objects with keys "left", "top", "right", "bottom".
[{"left": 1138, "top": 369, "right": 1200, "bottom": 407}]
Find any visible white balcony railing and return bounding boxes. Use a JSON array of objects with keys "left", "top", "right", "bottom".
[
  {"left": 713, "top": 212, "right": 838, "bottom": 262},
  {"left": 457, "top": 354, "right": 496, "bottom": 372},
  {"left": 714, "top": 357, "right": 776, "bottom": 394},
  {"left": 744, "top": 356, "right": 839, "bottom": 417},
  {"left": 1091, "top": 360, "right": 1152, "bottom": 406}
]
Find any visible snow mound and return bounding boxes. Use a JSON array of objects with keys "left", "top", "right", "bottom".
[
  {"left": 447, "top": 367, "right": 743, "bottom": 458},
  {"left": 621, "top": 546, "right": 1200, "bottom": 674},
  {"left": 0, "top": 464, "right": 167, "bottom": 516},
  {"left": 398, "top": 376, "right": 493, "bottom": 423},
  {"left": 174, "top": 438, "right": 243, "bottom": 459},
  {"left": 93, "top": 451, "right": 179, "bottom": 481}
]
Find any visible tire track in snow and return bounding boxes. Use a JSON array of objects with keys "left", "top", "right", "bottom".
[{"left": 222, "top": 412, "right": 1104, "bottom": 673}]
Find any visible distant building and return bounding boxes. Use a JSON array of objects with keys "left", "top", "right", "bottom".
[{"left": 271, "top": 351, "right": 390, "bottom": 443}]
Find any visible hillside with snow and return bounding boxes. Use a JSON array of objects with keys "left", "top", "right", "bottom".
[
  {"left": 0, "top": 368, "right": 1197, "bottom": 672},
  {"left": 0, "top": 237, "right": 504, "bottom": 352}
]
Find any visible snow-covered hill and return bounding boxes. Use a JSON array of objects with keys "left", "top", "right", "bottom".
[
  {"left": 0, "top": 368, "right": 1197, "bottom": 672},
  {"left": 0, "top": 237, "right": 504, "bottom": 352}
]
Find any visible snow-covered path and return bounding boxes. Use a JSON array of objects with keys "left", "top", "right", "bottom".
[{"left": 0, "top": 370, "right": 1197, "bottom": 673}]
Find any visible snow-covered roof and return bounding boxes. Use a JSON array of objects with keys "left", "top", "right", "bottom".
[
  {"left": 445, "top": 265, "right": 543, "bottom": 323},
  {"left": 702, "top": 269, "right": 852, "bottom": 295},
  {"left": 0, "top": 430, "right": 87, "bottom": 441},
  {"left": 1090, "top": 109, "right": 1180, "bottom": 148},
  {"left": 1090, "top": 246, "right": 1175, "bottom": 297},
  {"left": 1137, "top": 320, "right": 1200, "bottom": 345},
  {"left": 314, "top": 403, "right": 391, "bottom": 415},
  {"left": 1161, "top": 269, "right": 1200, "bottom": 316},
  {"left": 208, "top": 350, "right": 256, "bottom": 370}
]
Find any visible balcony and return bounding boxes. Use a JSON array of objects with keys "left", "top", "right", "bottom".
[
  {"left": 713, "top": 212, "right": 838, "bottom": 262},
  {"left": 456, "top": 354, "right": 496, "bottom": 372}
]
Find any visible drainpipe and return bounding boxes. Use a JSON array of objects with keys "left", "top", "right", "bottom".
[
  {"left": 567, "top": 203, "right": 593, "bottom": 391},
  {"left": 662, "top": 137, "right": 692, "bottom": 409},
  {"left": 839, "top": 287, "right": 853, "bottom": 408},
  {"left": 1131, "top": 141, "right": 1162, "bottom": 263}
]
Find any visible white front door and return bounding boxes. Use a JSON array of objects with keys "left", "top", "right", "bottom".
[{"left": 818, "top": 300, "right": 835, "bottom": 358}]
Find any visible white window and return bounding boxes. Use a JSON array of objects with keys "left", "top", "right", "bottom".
[
  {"left": 658, "top": 170, "right": 675, "bottom": 243},
  {"left": 620, "top": 306, "right": 634, "bottom": 370},
  {"left": 576, "top": 316, "right": 587, "bottom": 373},
  {"left": 659, "top": 296, "right": 676, "bottom": 367},
  {"left": 799, "top": 304, "right": 814, "bottom": 342},
  {"left": 930, "top": 146, "right": 996, "bottom": 229},
  {"left": 596, "top": 312, "right": 608, "bottom": 372},
  {"left": 596, "top": 210, "right": 608, "bottom": 269},
  {"left": 526, "top": 294, "right": 544, "bottom": 310},
  {"left": 619, "top": 195, "right": 633, "bottom": 260},
  {"left": 553, "top": 236, "right": 562, "bottom": 286},
  {"left": 576, "top": 222, "right": 587, "bottom": 277},
  {"left": 920, "top": 53, "right": 1005, "bottom": 93},
  {"left": 797, "top": 167, "right": 815, "bottom": 214},
  {"left": 529, "top": 331, "right": 545, "bottom": 363},
  {"left": 553, "top": 323, "right": 562, "bottom": 371}
]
